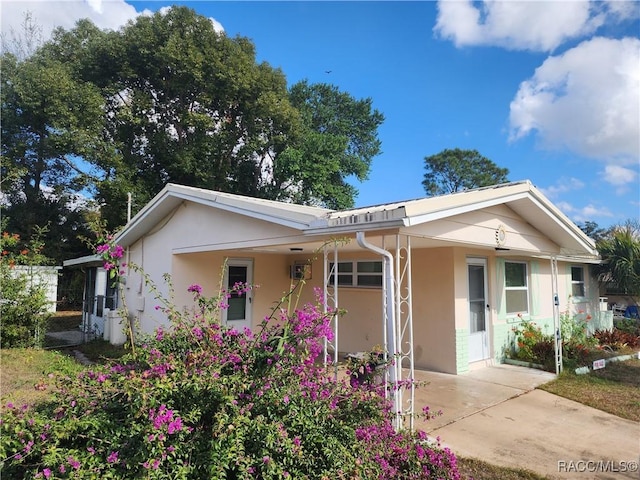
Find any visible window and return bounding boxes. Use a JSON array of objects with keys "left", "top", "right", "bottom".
[
  {"left": 505, "top": 262, "right": 529, "bottom": 314},
  {"left": 571, "top": 266, "right": 585, "bottom": 297},
  {"left": 329, "top": 260, "right": 383, "bottom": 288}
]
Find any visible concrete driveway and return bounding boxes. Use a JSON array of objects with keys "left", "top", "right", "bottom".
[{"left": 411, "top": 364, "right": 639, "bottom": 479}]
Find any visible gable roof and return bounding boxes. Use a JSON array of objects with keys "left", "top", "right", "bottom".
[
  {"left": 116, "top": 183, "right": 333, "bottom": 248},
  {"left": 69, "top": 180, "right": 596, "bottom": 263},
  {"left": 307, "top": 181, "right": 597, "bottom": 256}
]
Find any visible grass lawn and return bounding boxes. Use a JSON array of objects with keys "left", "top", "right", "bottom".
[
  {"left": 457, "top": 457, "right": 551, "bottom": 480},
  {"left": 0, "top": 348, "right": 83, "bottom": 409},
  {"left": 538, "top": 357, "right": 640, "bottom": 422}
]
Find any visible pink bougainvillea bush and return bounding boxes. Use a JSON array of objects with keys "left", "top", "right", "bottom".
[{"left": 1, "top": 259, "right": 459, "bottom": 478}]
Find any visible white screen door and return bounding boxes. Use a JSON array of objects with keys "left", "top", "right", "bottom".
[
  {"left": 468, "top": 258, "right": 489, "bottom": 362},
  {"left": 222, "top": 259, "right": 253, "bottom": 331}
]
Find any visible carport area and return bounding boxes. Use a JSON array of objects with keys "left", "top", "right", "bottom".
[
  {"left": 413, "top": 364, "right": 555, "bottom": 431},
  {"left": 413, "top": 364, "right": 639, "bottom": 479}
]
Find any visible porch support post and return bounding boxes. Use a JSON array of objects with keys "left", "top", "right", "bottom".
[
  {"left": 355, "top": 232, "right": 401, "bottom": 429},
  {"left": 395, "top": 234, "right": 415, "bottom": 430},
  {"left": 323, "top": 242, "right": 340, "bottom": 379},
  {"left": 550, "top": 255, "right": 563, "bottom": 374}
]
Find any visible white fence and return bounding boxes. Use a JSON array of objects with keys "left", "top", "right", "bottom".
[{"left": 10, "top": 266, "right": 61, "bottom": 313}]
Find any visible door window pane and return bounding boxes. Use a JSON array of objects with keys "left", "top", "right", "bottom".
[
  {"left": 227, "top": 266, "right": 247, "bottom": 321},
  {"left": 468, "top": 265, "right": 485, "bottom": 301},
  {"left": 227, "top": 296, "right": 246, "bottom": 321}
]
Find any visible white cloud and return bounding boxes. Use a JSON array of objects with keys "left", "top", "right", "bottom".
[
  {"left": 509, "top": 37, "right": 640, "bottom": 163},
  {"left": 580, "top": 204, "right": 614, "bottom": 219},
  {"left": 602, "top": 165, "right": 638, "bottom": 187},
  {"left": 555, "top": 201, "right": 575, "bottom": 214},
  {"left": 556, "top": 200, "right": 614, "bottom": 223},
  {"left": 605, "top": 0, "right": 640, "bottom": 21},
  {"left": 1, "top": 1, "right": 224, "bottom": 49},
  {"left": 433, "top": 0, "right": 626, "bottom": 51},
  {"left": 540, "top": 177, "right": 585, "bottom": 199},
  {"left": 1, "top": 1, "right": 143, "bottom": 42}
]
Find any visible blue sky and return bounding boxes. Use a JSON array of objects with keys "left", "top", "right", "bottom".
[{"left": 3, "top": 1, "right": 639, "bottom": 227}]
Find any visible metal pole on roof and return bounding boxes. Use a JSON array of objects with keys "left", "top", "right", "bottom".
[{"left": 127, "top": 192, "right": 132, "bottom": 223}]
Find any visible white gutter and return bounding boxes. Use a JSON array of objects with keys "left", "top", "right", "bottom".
[{"left": 356, "top": 232, "right": 401, "bottom": 422}]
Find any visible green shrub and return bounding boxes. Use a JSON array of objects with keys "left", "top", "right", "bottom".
[
  {"left": 593, "top": 328, "right": 640, "bottom": 350},
  {"left": 0, "top": 229, "right": 52, "bottom": 349},
  {"left": 613, "top": 317, "right": 640, "bottom": 336},
  {"left": 0, "top": 273, "right": 459, "bottom": 479},
  {"left": 510, "top": 312, "right": 604, "bottom": 371}
]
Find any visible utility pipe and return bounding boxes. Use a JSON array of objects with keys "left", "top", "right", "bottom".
[{"left": 356, "top": 232, "right": 399, "bottom": 413}]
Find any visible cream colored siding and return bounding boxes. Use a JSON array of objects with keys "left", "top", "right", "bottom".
[
  {"left": 169, "top": 202, "right": 309, "bottom": 253},
  {"left": 96, "top": 181, "right": 600, "bottom": 374},
  {"left": 412, "top": 248, "right": 457, "bottom": 373},
  {"left": 404, "top": 205, "right": 560, "bottom": 253}
]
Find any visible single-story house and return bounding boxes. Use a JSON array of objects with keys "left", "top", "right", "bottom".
[{"left": 65, "top": 180, "right": 603, "bottom": 377}]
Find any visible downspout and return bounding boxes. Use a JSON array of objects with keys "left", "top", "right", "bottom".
[{"left": 356, "top": 232, "right": 400, "bottom": 419}]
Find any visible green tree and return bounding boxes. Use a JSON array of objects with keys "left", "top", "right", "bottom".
[
  {"left": 422, "top": 148, "right": 509, "bottom": 196},
  {"left": 1, "top": 35, "right": 109, "bottom": 263},
  {"left": 269, "top": 80, "right": 384, "bottom": 209},
  {"left": 56, "top": 7, "right": 301, "bottom": 227},
  {"left": 0, "top": 225, "right": 53, "bottom": 348},
  {"left": 593, "top": 220, "right": 640, "bottom": 299},
  {"left": 577, "top": 220, "right": 611, "bottom": 243},
  {"left": 4, "top": 7, "right": 385, "bottom": 236}
]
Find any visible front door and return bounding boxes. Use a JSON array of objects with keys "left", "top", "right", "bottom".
[
  {"left": 468, "top": 258, "right": 489, "bottom": 362},
  {"left": 222, "top": 259, "right": 253, "bottom": 331}
]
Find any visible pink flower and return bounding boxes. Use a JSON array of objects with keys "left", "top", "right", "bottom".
[
  {"left": 96, "top": 244, "right": 110, "bottom": 254},
  {"left": 43, "top": 469, "right": 52, "bottom": 479},
  {"left": 187, "top": 284, "right": 202, "bottom": 294},
  {"left": 107, "top": 451, "right": 119, "bottom": 463}
]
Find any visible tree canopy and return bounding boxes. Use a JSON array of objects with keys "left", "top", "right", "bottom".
[
  {"left": 1, "top": 23, "right": 107, "bottom": 262},
  {"left": 577, "top": 221, "right": 612, "bottom": 244},
  {"left": 271, "top": 80, "right": 383, "bottom": 209},
  {"left": 593, "top": 220, "right": 640, "bottom": 299},
  {"left": 422, "top": 148, "right": 509, "bottom": 196},
  {"left": 2, "top": 7, "right": 384, "bottom": 265}
]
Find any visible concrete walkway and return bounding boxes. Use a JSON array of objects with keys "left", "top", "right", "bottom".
[
  {"left": 412, "top": 365, "right": 639, "bottom": 479},
  {"left": 45, "top": 329, "right": 90, "bottom": 348}
]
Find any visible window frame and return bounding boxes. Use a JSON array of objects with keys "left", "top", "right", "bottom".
[
  {"left": 328, "top": 260, "right": 383, "bottom": 288},
  {"left": 504, "top": 261, "right": 529, "bottom": 315},
  {"left": 570, "top": 265, "right": 586, "bottom": 298}
]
